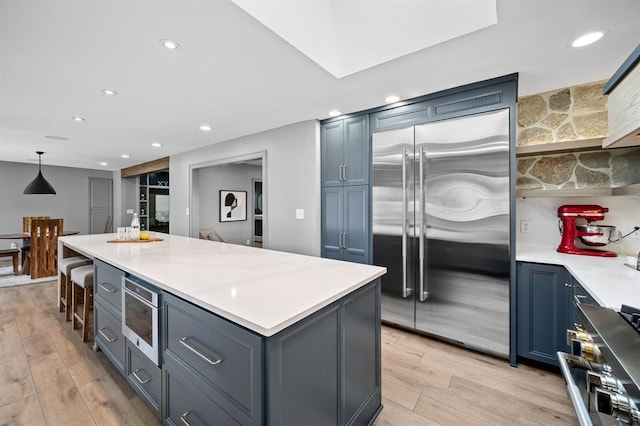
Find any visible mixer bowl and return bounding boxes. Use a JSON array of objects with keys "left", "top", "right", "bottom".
[{"left": 577, "top": 225, "right": 616, "bottom": 246}]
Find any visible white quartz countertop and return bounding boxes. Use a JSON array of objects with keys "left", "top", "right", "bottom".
[
  {"left": 517, "top": 246, "right": 640, "bottom": 309},
  {"left": 59, "top": 233, "right": 386, "bottom": 337}
]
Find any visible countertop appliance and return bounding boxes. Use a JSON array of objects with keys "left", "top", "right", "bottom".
[
  {"left": 557, "top": 205, "right": 617, "bottom": 257},
  {"left": 557, "top": 303, "right": 640, "bottom": 425},
  {"left": 372, "top": 108, "right": 511, "bottom": 357},
  {"left": 122, "top": 276, "right": 161, "bottom": 365}
]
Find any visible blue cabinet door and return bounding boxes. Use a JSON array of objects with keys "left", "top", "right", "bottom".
[
  {"left": 321, "top": 116, "right": 369, "bottom": 187},
  {"left": 343, "top": 115, "right": 369, "bottom": 186},
  {"left": 343, "top": 185, "right": 369, "bottom": 264},
  {"left": 516, "top": 262, "right": 571, "bottom": 366},
  {"left": 322, "top": 187, "right": 344, "bottom": 260},
  {"left": 322, "top": 186, "right": 370, "bottom": 263}
]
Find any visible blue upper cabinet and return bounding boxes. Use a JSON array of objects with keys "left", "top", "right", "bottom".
[{"left": 321, "top": 115, "right": 370, "bottom": 187}]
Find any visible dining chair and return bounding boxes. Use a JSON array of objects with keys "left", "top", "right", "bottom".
[
  {"left": 28, "top": 218, "right": 63, "bottom": 279},
  {"left": 21, "top": 216, "right": 50, "bottom": 273}
]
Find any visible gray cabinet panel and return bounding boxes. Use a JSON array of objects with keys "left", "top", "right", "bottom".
[
  {"left": 163, "top": 292, "right": 262, "bottom": 421},
  {"left": 267, "top": 307, "right": 340, "bottom": 426},
  {"left": 164, "top": 360, "right": 240, "bottom": 426},
  {"left": 342, "top": 284, "right": 380, "bottom": 424},
  {"left": 127, "top": 341, "right": 161, "bottom": 418},
  {"left": 516, "top": 262, "right": 570, "bottom": 366},
  {"left": 94, "top": 302, "right": 126, "bottom": 375},
  {"left": 94, "top": 258, "right": 123, "bottom": 313}
]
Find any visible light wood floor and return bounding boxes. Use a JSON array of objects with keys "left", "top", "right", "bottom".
[{"left": 0, "top": 277, "right": 577, "bottom": 425}]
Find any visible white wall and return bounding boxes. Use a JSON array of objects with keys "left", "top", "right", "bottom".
[
  {"left": 0, "top": 160, "right": 114, "bottom": 249},
  {"left": 170, "top": 120, "right": 321, "bottom": 256},
  {"left": 516, "top": 196, "right": 640, "bottom": 255},
  {"left": 197, "top": 163, "right": 261, "bottom": 245}
]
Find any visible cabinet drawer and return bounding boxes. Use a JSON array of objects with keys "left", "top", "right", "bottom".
[
  {"left": 163, "top": 293, "right": 262, "bottom": 417},
  {"left": 95, "top": 259, "right": 124, "bottom": 313},
  {"left": 127, "top": 342, "right": 161, "bottom": 418},
  {"left": 164, "top": 361, "right": 240, "bottom": 426},
  {"left": 95, "top": 302, "right": 125, "bottom": 374}
]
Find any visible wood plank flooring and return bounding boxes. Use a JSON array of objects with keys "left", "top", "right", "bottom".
[{"left": 0, "top": 275, "right": 577, "bottom": 425}]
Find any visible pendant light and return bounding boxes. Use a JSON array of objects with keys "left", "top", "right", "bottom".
[{"left": 23, "top": 151, "right": 56, "bottom": 195}]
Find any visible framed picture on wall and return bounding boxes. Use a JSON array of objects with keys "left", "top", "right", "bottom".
[{"left": 219, "top": 190, "right": 247, "bottom": 222}]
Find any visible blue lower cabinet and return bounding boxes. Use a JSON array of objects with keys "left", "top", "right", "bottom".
[
  {"left": 126, "top": 341, "right": 162, "bottom": 419},
  {"left": 162, "top": 279, "right": 382, "bottom": 425},
  {"left": 516, "top": 262, "right": 573, "bottom": 366}
]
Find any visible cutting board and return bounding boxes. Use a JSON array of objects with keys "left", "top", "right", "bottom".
[{"left": 107, "top": 238, "right": 164, "bottom": 243}]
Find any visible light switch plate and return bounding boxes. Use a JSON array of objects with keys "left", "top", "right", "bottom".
[{"left": 296, "top": 209, "right": 304, "bottom": 219}]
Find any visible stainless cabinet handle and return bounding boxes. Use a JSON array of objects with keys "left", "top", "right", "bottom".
[
  {"left": 342, "top": 232, "right": 347, "bottom": 249},
  {"left": 342, "top": 164, "right": 347, "bottom": 181},
  {"left": 98, "top": 282, "right": 116, "bottom": 293},
  {"left": 180, "top": 411, "right": 192, "bottom": 426},
  {"left": 418, "top": 146, "right": 428, "bottom": 302},
  {"left": 179, "top": 337, "right": 223, "bottom": 365},
  {"left": 339, "top": 165, "right": 344, "bottom": 181},
  {"left": 132, "top": 368, "right": 150, "bottom": 384},
  {"left": 574, "top": 295, "right": 587, "bottom": 304},
  {"left": 401, "top": 148, "right": 411, "bottom": 298},
  {"left": 339, "top": 232, "right": 345, "bottom": 249},
  {"left": 98, "top": 327, "right": 117, "bottom": 343},
  {"left": 564, "top": 282, "right": 573, "bottom": 288}
]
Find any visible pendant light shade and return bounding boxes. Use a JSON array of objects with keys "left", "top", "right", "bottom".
[{"left": 24, "top": 151, "right": 56, "bottom": 195}]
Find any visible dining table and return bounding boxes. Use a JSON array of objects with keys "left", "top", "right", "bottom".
[{"left": 0, "top": 230, "right": 79, "bottom": 275}]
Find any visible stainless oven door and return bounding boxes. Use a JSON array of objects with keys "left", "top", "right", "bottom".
[{"left": 122, "top": 277, "right": 160, "bottom": 366}]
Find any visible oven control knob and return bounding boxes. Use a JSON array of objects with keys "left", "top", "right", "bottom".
[
  {"left": 572, "top": 339, "right": 602, "bottom": 363},
  {"left": 588, "top": 370, "right": 620, "bottom": 392},
  {"left": 595, "top": 387, "right": 636, "bottom": 424}
]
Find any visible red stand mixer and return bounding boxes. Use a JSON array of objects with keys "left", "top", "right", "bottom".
[{"left": 557, "top": 205, "right": 617, "bottom": 257}]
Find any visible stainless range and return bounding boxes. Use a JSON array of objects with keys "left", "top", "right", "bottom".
[{"left": 558, "top": 304, "right": 640, "bottom": 425}]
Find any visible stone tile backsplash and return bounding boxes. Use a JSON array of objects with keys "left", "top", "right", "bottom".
[{"left": 517, "top": 81, "right": 640, "bottom": 189}]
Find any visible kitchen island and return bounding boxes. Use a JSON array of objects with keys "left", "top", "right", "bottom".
[{"left": 59, "top": 233, "right": 386, "bottom": 425}]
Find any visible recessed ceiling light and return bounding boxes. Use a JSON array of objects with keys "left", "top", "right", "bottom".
[
  {"left": 100, "top": 162, "right": 108, "bottom": 166},
  {"left": 101, "top": 89, "right": 118, "bottom": 96},
  {"left": 151, "top": 142, "right": 162, "bottom": 148},
  {"left": 121, "top": 154, "right": 131, "bottom": 159},
  {"left": 44, "top": 135, "right": 69, "bottom": 141},
  {"left": 200, "top": 125, "right": 212, "bottom": 131},
  {"left": 572, "top": 30, "right": 607, "bottom": 47},
  {"left": 160, "top": 39, "right": 180, "bottom": 50},
  {"left": 72, "top": 116, "right": 85, "bottom": 122},
  {"left": 328, "top": 110, "right": 342, "bottom": 117},
  {"left": 385, "top": 95, "right": 400, "bottom": 103}
]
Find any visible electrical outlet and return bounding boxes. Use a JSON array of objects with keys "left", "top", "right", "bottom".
[{"left": 520, "top": 220, "right": 532, "bottom": 234}]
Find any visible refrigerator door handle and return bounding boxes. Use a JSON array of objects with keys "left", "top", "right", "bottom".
[
  {"left": 418, "top": 146, "right": 428, "bottom": 302},
  {"left": 402, "top": 147, "right": 411, "bottom": 298}
]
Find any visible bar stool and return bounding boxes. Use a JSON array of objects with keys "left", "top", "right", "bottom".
[
  {"left": 59, "top": 256, "right": 92, "bottom": 321},
  {"left": 71, "top": 264, "right": 94, "bottom": 342}
]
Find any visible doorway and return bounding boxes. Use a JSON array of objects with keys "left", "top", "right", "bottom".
[
  {"left": 88, "top": 178, "right": 113, "bottom": 234},
  {"left": 190, "top": 152, "right": 266, "bottom": 247}
]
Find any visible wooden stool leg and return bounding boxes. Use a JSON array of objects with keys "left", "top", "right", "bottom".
[
  {"left": 59, "top": 272, "right": 66, "bottom": 313},
  {"left": 82, "top": 287, "right": 91, "bottom": 342},
  {"left": 12, "top": 253, "right": 19, "bottom": 275},
  {"left": 72, "top": 282, "right": 79, "bottom": 330}
]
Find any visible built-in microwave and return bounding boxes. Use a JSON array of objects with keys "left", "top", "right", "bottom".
[{"left": 122, "top": 276, "right": 161, "bottom": 366}]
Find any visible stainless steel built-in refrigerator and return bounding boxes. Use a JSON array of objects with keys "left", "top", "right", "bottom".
[{"left": 372, "top": 109, "right": 510, "bottom": 357}]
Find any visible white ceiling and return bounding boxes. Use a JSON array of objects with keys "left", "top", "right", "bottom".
[{"left": 1, "top": 0, "right": 639, "bottom": 171}]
